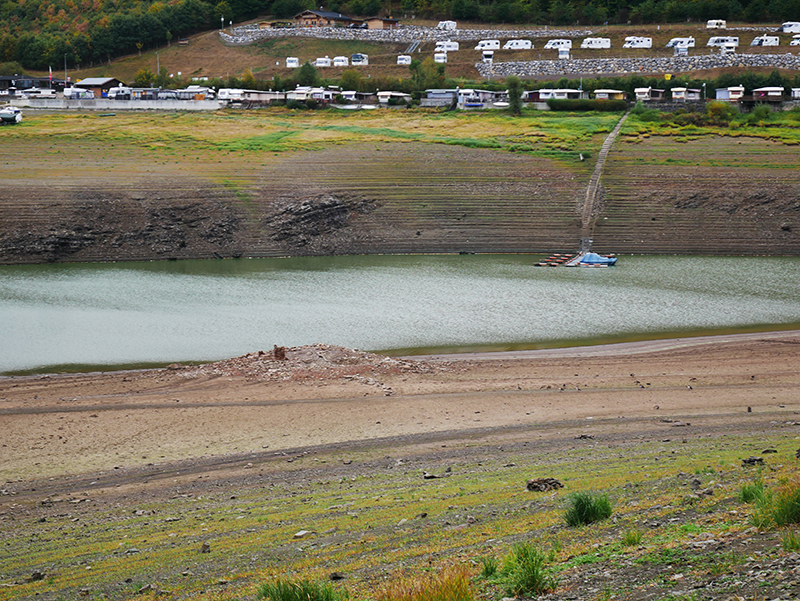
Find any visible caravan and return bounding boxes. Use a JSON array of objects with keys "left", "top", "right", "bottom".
[
  {"left": 544, "top": 39, "right": 572, "bottom": 49},
  {"left": 434, "top": 53, "right": 448, "bottom": 63},
  {"left": 707, "top": 19, "right": 727, "bottom": 28},
  {"left": 580, "top": 37, "right": 611, "bottom": 49},
  {"left": 622, "top": 36, "right": 652, "bottom": 48},
  {"left": 314, "top": 56, "right": 332, "bottom": 67},
  {"left": 779, "top": 21, "right": 800, "bottom": 32},
  {"left": 351, "top": 53, "right": 369, "bottom": 65},
  {"left": 435, "top": 40, "right": 459, "bottom": 52},
  {"left": 666, "top": 36, "right": 695, "bottom": 48},
  {"left": 286, "top": 57, "right": 300, "bottom": 68},
  {"left": 707, "top": 36, "right": 739, "bottom": 47},
  {"left": 503, "top": 39, "right": 533, "bottom": 49},
  {"left": 333, "top": 56, "right": 349, "bottom": 67},
  {"left": 791, "top": 34, "right": 800, "bottom": 46},
  {"left": 751, "top": 35, "right": 779, "bottom": 46},
  {"left": 436, "top": 20, "right": 457, "bottom": 30},
  {"left": 474, "top": 39, "right": 500, "bottom": 50},
  {"left": 397, "top": 55, "right": 412, "bottom": 65}
]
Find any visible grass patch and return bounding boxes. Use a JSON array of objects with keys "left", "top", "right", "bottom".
[
  {"left": 751, "top": 479, "right": 800, "bottom": 530},
  {"left": 497, "top": 543, "right": 559, "bottom": 597},
  {"left": 376, "top": 567, "right": 473, "bottom": 601},
  {"left": 257, "top": 578, "right": 347, "bottom": 601},
  {"left": 564, "top": 492, "right": 613, "bottom": 527}
]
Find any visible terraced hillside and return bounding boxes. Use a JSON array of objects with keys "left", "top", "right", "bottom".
[
  {"left": 594, "top": 134, "right": 800, "bottom": 255},
  {"left": 1, "top": 109, "right": 798, "bottom": 264}
]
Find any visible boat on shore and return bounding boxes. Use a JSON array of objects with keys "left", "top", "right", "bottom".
[
  {"left": 0, "top": 105, "right": 22, "bottom": 124},
  {"left": 567, "top": 251, "right": 618, "bottom": 267}
]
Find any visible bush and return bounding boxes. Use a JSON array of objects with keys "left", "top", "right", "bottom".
[
  {"left": 479, "top": 556, "right": 498, "bottom": 578},
  {"left": 781, "top": 529, "right": 800, "bottom": 551},
  {"left": 547, "top": 99, "right": 627, "bottom": 112},
  {"left": 257, "top": 578, "right": 347, "bottom": 601},
  {"left": 564, "top": 492, "right": 612, "bottom": 527},
  {"left": 377, "top": 567, "right": 473, "bottom": 601},
  {"left": 622, "top": 528, "right": 643, "bottom": 546},
  {"left": 499, "top": 542, "right": 559, "bottom": 597}
]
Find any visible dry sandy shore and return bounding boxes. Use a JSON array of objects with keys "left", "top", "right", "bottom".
[{"left": 2, "top": 330, "right": 799, "bottom": 493}]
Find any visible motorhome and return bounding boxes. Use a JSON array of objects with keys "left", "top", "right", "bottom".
[
  {"left": 666, "top": 36, "right": 695, "bottom": 48},
  {"left": 315, "top": 56, "right": 332, "bottom": 67},
  {"left": 719, "top": 42, "right": 738, "bottom": 54},
  {"left": 503, "top": 39, "right": 533, "bottom": 50},
  {"left": 351, "top": 53, "right": 369, "bottom": 66},
  {"left": 436, "top": 20, "right": 457, "bottom": 30},
  {"left": 64, "top": 87, "right": 94, "bottom": 99},
  {"left": 622, "top": 36, "right": 652, "bottom": 48},
  {"left": 779, "top": 21, "right": 800, "bottom": 32},
  {"left": 706, "top": 19, "right": 726, "bottom": 28},
  {"left": 435, "top": 40, "right": 459, "bottom": 52},
  {"left": 474, "top": 39, "right": 500, "bottom": 50},
  {"left": 333, "top": 56, "right": 349, "bottom": 67},
  {"left": 751, "top": 35, "right": 779, "bottom": 46},
  {"left": 482, "top": 50, "right": 494, "bottom": 64},
  {"left": 434, "top": 53, "right": 448, "bottom": 63},
  {"left": 580, "top": 37, "right": 611, "bottom": 49},
  {"left": 217, "top": 88, "right": 244, "bottom": 102},
  {"left": 107, "top": 86, "right": 132, "bottom": 100},
  {"left": 707, "top": 36, "right": 738, "bottom": 47},
  {"left": 543, "top": 39, "right": 572, "bottom": 49},
  {"left": 286, "top": 57, "right": 299, "bottom": 68},
  {"left": 397, "top": 55, "right": 412, "bottom": 65},
  {"left": 791, "top": 34, "right": 800, "bottom": 46}
]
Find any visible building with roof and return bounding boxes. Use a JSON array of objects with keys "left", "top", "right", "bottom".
[
  {"left": 74, "top": 77, "right": 126, "bottom": 97},
  {"left": 294, "top": 10, "right": 354, "bottom": 27}
]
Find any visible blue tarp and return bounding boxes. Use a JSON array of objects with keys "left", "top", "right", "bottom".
[{"left": 579, "top": 252, "right": 617, "bottom": 265}]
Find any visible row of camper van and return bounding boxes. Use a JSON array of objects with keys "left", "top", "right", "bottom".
[{"left": 286, "top": 54, "right": 369, "bottom": 68}]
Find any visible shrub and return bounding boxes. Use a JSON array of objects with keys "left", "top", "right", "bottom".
[
  {"left": 257, "top": 578, "right": 347, "bottom": 601},
  {"left": 564, "top": 492, "right": 612, "bottom": 527},
  {"left": 377, "top": 567, "right": 473, "bottom": 601},
  {"left": 499, "top": 542, "right": 559, "bottom": 597},
  {"left": 546, "top": 99, "right": 627, "bottom": 112}
]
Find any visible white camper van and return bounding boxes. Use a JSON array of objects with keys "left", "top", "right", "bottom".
[
  {"left": 286, "top": 57, "right": 299, "bottom": 68},
  {"left": 580, "top": 37, "right": 611, "bottom": 49},
  {"left": 707, "top": 36, "right": 739, "bottom": 47},
  {"left": 482, "top": 50, "right": 494, "bottom": 64},
  {"left": 436, "top": 20, "right": 457, "bottom": 30},
  {"left": 622, "top": 36, "right": 652, "bottom": 48},
  {"left": 707, "top": 19, "right": 726, "bottom": 28},
  {"left": 397, "top": 55, "right": 412, "bottom": 65},
  {"left": 779, "top": 21, "right": 800, "bottom": 32},
  {"left": 503, "top": 39, "right": 532, "bottom": 49},
  {"left": 434, "top": 53, "right": 448, "bottom": 63},
  {"left": 435, "top": 40, "right": 459, "bottom": 52},
  {"left": 351, "top": 53, "right": 369, "bottom": 66},
  {"left": 751, "top": 35, "right": 779, "bottom": 46},
  {"left": 107, "top": 86, "right": 132, "bottom": 99},
  {"left": 791, "top": 34, "right": 800, "bottom": 46},
  {"left": 666, "top": 36, "right": 695, "bottom": 48},
  {"left": 543, "top": 39, "right": 572, "bottom": 49},
  {"left": 474, "top": 39, "right": 500, "bottom": 50}
]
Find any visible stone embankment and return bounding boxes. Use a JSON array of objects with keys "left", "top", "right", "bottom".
[
  {"left": 478, "top": 52, "right": 800, "bottom": 77},
  {"left": 221, "top": 24, "right": 591, "bottom": 46}
]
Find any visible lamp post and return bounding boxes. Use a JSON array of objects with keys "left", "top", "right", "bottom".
[
  {"left": 64, "top": 53, "right": 67, "bottom": 87},
  {"left": 156, "top": 51, "right": 160, "bottom": 80},
  {"left": 702, "top": 82, "right": 706, "bottom": 100},
  {"left": 221, "top": 16, "right": 224, "bottom": 31}
]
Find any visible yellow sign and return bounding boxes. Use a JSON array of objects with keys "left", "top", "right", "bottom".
[{"left": 665, "top": 74, "right": 672, "bottom": 80}]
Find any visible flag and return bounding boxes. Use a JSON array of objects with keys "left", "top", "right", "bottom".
[{"left": 49, "top": 66, "right": 52, "bottom": 82}]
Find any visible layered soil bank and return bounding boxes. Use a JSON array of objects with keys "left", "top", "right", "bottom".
[{"left": 1, "top": 134, "right": 798, "bottom": 265}]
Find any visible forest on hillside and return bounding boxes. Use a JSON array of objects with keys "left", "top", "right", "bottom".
[{"left": 1, "top": 0, "right": 799, "bottom": 71}]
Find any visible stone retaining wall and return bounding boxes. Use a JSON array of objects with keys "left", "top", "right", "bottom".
[
  {"left": 14, "top": 98, "right": 224, "bottom": 111},
  {"left": 220, "top": 24, "right": 591, "bottom": 46},
  {"left": 478, "top": 52, "right": 800, "bottom": 78}
]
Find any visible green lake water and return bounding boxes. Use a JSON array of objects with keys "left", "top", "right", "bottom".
[{"left": 1, "top": 254, "right": 799, "bottom": 374}]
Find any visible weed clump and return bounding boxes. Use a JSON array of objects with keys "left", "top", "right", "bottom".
[
  {"left": 257, "top": 578, "right": 347, "bottom": 601},
  {"left": 750, "top": 479, "right": 800, "bottom": 530},
  {"left": 738, "top": 478, "right": 767, "bottom": 504},
  {"left": 498, "top": 542, "right": 559, "bottom": 597},
  {"left": 377, "top": 567, "right": 474, "bottom": 601},
  {"left": 564, "top": 491, "right": 613, "bottom": 526}
]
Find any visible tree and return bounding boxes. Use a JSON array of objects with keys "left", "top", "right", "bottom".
[
  {"left": 134, "top": 67, "right": 156, "bottom": 87},
  {"left": 339, "top": 68, "right": 361, "bottom": 91},
  {"left": 241, "top": 68, "right": 257, "bottom": 88},
  {"left": 296, "top": 61, "right": 319, "bottom": 87},
  {"left": 506, "top": 75, "right": 523, "bottom": 115}
]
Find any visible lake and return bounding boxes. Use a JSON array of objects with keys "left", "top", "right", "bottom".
[{"left": 1, "top": 254, "right": 799, "bottom": 374}]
